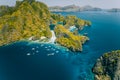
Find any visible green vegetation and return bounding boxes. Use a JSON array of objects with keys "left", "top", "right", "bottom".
[
  {"left": 54, "top": 25, "right": 89, "bottom": 51},
  {"left": 0, "top": 0, "right": 52, "bottom": 46},
  {"left": 0, "top": 6, "right": 15, "bottom": 17},
  {"left": 51, "top": 14, "right": 91, "bottom": 29},
  {"left": 0, "top": 0, "right": 91, "bottom": 52},
  {"left": 93, "top": 50, "right": 120, "bottom": 80},
  {"left": 51, "top": 14, "right": 91, "bottom": 51},
  {"left": 103, "top": 50, "right": 120, "bottom": 58}
]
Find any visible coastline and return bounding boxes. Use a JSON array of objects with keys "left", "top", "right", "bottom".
[{"left": 0, "top": 37, "right": 89, "bottom": 53}]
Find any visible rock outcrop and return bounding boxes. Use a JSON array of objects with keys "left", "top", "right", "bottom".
[
  {"left": 0, "top": 0, "right": 52, "bottom": 46},
  {"left": 92, "top": 50, "right": 120, "bottom": 80},
  {"left": 54, "top": 25, "right": 89, "bottom": 51},
  {"left": 0, "top": 0, "right": 91, "bottom": 52}
]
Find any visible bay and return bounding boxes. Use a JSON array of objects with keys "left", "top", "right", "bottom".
[{"left": 0, "top": 11, "right": 120, "bottom": 80}]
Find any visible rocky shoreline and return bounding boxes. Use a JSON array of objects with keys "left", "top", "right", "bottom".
[
  {"left": 0, "top": 0, "right": 91, "bottom": 52},
  {"left": 92, "top": 50, "right": 120, "bottom": 80}
]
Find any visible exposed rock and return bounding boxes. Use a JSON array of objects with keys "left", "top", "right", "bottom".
[
  {"left": 0, "top": 0, "right": 52, "bottom": 46},
  {"left": 0, "top": 0, "right": 91, "bottom": 52},
  {"left": 54, "top": 25, "right": 89, "bottom": 52},
  {"left": 92, "top": 50, "right": 120, "bottom": 80}
]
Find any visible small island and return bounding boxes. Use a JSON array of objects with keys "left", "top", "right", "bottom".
[
  {"left": 0, "top": 0, "right": 91, "bottom": 52},
  {"left": 92, "top": 50, "right": 120, "bottom": 80}
]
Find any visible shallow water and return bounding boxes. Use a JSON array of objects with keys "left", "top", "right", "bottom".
[{"left": 0, "top": 11, "right": 120, "bottom": 80}]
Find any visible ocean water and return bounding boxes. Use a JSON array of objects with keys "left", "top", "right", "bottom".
[{"left": 0, "top": 11, "right": 120, "bottom": 80}]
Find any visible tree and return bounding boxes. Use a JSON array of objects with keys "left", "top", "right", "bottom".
[{"left": 24, "top": 0, "right": 35, "bottom": 4}]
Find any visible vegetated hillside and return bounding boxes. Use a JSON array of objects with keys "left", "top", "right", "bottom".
[
  {"left": 93, "top": 50, "right": 120, "bottom": 80},
  {"left": 54, "top": 25, "right": 89, "bottom": 51},
  {"left": 51, "top": 14, "right": 91, "bottom": 51},
  {"left": 0, "top": 0, "right": 52, "bottom": 46},
  {"left": 0, "top": 0, "right": 91, "bottom": 52}
]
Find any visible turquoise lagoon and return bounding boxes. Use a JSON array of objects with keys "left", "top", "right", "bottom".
[{"left": 0, "top": 11, "right": 120, "bottom": 80}]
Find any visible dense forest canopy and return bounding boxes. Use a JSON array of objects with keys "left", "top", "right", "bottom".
[{"left": 0, "top": 0, "right": 91, "bottom": 52}]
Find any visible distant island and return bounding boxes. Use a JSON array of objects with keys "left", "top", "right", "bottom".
[
  {"left": 107, "top": 8, "right": 120, "bottom": 12},
  {"left": 49, "top": 5, "right": 120, "bottom": 13},
  {"left": 0, "top": 0, "right": 91, "bottom": 52},
  {"left": 49, "top": 5, "right": 102, "bottom": 12}
]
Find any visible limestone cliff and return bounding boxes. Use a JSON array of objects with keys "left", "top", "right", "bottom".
[
  {"left": 0, "top": 0, "right": 52, "bottom": 46},
  {"left": 0, "top": 0, "right": 91, "bottom": 52},
  {"left": 93, "top": 50, "right": 120, "bottom": 80}
]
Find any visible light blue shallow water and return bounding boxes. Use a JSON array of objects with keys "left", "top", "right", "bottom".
[{"left": 0, "top": 11, "right": 120, "bottom": 80}]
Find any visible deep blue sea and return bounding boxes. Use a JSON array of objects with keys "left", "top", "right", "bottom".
[{"left": 0, "top": 11, "right": 120, "bottom": 80}]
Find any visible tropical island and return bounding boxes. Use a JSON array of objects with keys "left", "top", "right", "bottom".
[
  {"left": 93, "top": 50, "right": 120, "bottom": 80},
  {"left": 0, "top": 0, "right": 91, "bottom": 52},
  {"left": 49, "top": 5, "right": 102, "bottom": 12}
]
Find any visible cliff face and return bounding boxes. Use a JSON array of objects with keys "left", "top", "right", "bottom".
[
  {"left": 92, "top": 50, "right": 120, "bottom": 80},
  {"left": 54, "top": 25, "right": 89, "bottom": 51},
  {"left": 0, "top": 0, "right": 91, "bottom": 52},
  {"left": 0, "top": 0, "right": 52, "bottom": 46},
  {"left": 51, "top": 14, "right": 90, "bottom": 51}
]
